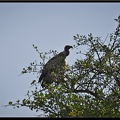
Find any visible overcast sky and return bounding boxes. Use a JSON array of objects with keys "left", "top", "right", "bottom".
[{"left": 0, "top": 2, "right": 120, "bottom": 117}]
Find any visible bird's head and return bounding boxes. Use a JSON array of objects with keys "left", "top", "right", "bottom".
[
  {"left": 64, "top": 45, "right": 73, "bottom": 56},
  {"left": 64, "top": 45, "right": 73, "bottom": 51}
]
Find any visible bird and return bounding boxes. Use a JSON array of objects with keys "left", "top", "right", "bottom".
[{"left": 38, "top": 45, "right": 73, "bottom": 88}]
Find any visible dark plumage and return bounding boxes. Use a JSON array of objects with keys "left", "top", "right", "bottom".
[{"left": 38, "top": 45, "right": 73, "bottom": 87}]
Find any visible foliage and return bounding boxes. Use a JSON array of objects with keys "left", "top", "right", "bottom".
[{"left": 6, "top": 16, "right": 120, "bottom": 117}]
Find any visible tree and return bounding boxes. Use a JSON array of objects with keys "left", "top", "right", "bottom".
[{"left": 6, "top": 16, "right": 120, "bottom": 117}]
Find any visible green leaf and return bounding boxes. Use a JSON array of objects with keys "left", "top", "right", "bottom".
[
  {"left": 114, "top": 19, "right": 118, "bottom": 22},
  {"left": 9, "top": 101, "right": 12, "bottom": 105},
  {"left": 31, "top": 80, "right": 36, "bottom": 85},
  {"left": 17, "top": 106, "right": 19, "bottom": 108},
  {"left": 22, "top": 99, "right": 26, "bottom": 105},
  {"left": 28, "top": 66, "right": 32, "bottom": 70},
  {"left": 16, "top": 100, "right": 20, "bottom": 103}
]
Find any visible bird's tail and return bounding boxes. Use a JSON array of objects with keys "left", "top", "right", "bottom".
[{"left": 38, "top": 73, "right": 45, "bottom": 83}]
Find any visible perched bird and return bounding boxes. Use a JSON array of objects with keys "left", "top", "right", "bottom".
[{"left": 38, "top": 45, "right": 73, "bottom": 88}]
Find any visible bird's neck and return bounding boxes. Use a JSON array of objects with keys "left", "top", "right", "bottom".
[{"left": 65, "top": 50, "right": 69, "bottom": 56}]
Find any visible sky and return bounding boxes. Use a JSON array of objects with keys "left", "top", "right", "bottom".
[{"left": 0, "top": 2, "right": 120, "bottom": 117}]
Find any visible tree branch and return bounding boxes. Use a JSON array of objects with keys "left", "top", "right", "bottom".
[{"left": 73, "top": 89, "right": 98, "bottom": 98}]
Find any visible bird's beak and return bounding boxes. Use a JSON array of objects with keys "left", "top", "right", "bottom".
[{"left": 69, "top": 46, "right": 73, "bottom": 49}]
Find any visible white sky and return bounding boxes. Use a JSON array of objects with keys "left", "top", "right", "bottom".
[{"left": 0, "top": 2, "right": 120, "bottom": 117}]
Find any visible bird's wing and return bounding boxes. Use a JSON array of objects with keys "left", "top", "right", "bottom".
[
  {"left": 44, "top": 51, "right": 66, "bottom": 70},
  {"left": 39, "top": 51, "right": 66, "bottom": 83}
]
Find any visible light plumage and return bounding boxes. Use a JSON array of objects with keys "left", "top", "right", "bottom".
[{"left": 38, "top": 45, "right": 72, "bottom": 87}]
